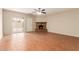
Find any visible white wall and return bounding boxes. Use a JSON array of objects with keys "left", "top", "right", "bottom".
[
  {"left": 47, "top": 9, "right": 79, "bottom": 37},
  {"left": 3, "top": 10, "right": 34, "bottom": 35},
  {"left": 3, "top": 9, "right": 79, "bottom": 37},
  {"left": 35, "top": 15, "right": 47, "bottom": 22},
  {"left": 25, "top": 16, "right": 33, "bottom": 32},
  {"left": 0, "top": 9, "right": 3, "bottom": 39}
]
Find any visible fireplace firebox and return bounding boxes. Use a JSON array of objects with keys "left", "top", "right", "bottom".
[{"left": 35, "top": 22, "right": 47, "bottom": 32}]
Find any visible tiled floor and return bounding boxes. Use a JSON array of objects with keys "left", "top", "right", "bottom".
[{"left": 0, "top": 32, "right": 79, "bottom": 51}]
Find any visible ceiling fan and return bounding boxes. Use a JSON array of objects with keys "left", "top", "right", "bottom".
[{"left": 33, "top": 8, "right": 46, "bottom": 15}]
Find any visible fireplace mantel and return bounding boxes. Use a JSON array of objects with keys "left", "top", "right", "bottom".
[{"left": 35, "top": 22, "right": 47, "bottom": 32}]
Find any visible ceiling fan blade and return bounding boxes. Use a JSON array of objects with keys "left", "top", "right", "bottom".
[
  {"left": 42, "top": 12, "right": 46, "bottom": 14},
  {"left": 42, "top": 9, "right": 45, "bottom": 11},
  {"left": 34, "top": 9, "right": 38, "bottom": 11},
  {"left": 38, "top": 8, "right": 41, "bottom": 10}
]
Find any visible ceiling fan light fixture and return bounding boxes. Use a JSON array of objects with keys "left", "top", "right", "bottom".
[
  {"left": 37, "top": 12, "right": 42, "bottom": 15},
  {"left": 33, "top": 8, "right": 46, "bottom": 15}
]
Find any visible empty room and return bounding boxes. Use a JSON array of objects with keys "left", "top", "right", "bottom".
[{"left": 0, "top": 8, "right": 79, "bottom": 51}]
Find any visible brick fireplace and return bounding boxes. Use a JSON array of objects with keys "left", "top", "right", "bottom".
[{"left": 35, "top": 22, "right": 47, "bottom": 32}]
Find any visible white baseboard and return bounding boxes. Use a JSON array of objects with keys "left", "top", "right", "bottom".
[{"left": 48, "top": 31, "right": 79, "bottom": 38}]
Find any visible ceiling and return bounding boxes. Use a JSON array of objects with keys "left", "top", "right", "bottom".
[{"left": 4, "top": 8, "right": 71, "bottom": 15}]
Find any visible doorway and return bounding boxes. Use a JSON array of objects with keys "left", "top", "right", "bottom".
[{"left": 12, "top": 18, "right": 24, "bottom": 33}]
